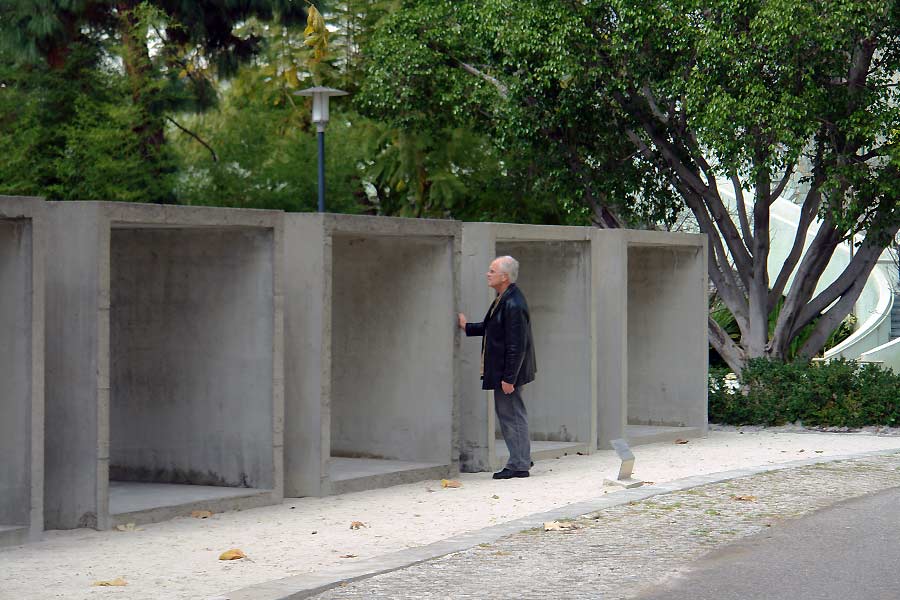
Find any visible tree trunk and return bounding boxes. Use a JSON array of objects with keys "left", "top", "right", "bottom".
[{"left": 118, "top": 2, "right": 168, "bottom": 200}]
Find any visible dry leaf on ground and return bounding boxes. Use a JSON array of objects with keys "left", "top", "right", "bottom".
[
  {"left": 674, "top": 439, "right": 689, "bottom": 444},
  {"left": 92, "top": 578, "right": 127, "bottom": 587},
  {"left": 192, "top": 510, "right": 213, "bottom": 519},
  {"left": 731, "top": 495, "right": 757, "bottom": 502},
  {"left": 219, "top": 548, "right": 247, "bottom": 561},
  {"left": 441, "top": 479, "right": 462, "bottom": 488},
  {"left": 543, "top": 521, "right": 580, "bottom": 531},
  {"left": 339, "top": 554, "right": 357, "bottom": 559},
  {"left": 491, "top": 494, "right": 500, "bottom": 499},
  {"left": 349, "top": 521, "right": 366, "bottom": 529},
  {"left": 114, "top": 523, "right": 141, "bottom": 532}
]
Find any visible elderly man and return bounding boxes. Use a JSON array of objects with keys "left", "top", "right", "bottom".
[{"left": 458, "top": 255, "right": 536, "bottom": 479}]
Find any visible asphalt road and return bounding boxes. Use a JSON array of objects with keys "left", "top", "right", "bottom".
[{"left": 635, "top": 485, "right": 900, "bottom": 600}]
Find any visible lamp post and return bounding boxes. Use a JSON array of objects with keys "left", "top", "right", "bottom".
[{"left": 295, "top": 86, "right": 348, "bottom": 213}]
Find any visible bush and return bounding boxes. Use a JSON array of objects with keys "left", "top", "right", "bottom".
[{"left": 709, "top": 358, "right": 900, "bottom": 427}]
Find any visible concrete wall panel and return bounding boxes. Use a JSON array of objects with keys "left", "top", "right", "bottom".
[
  {"left": 0, "top": 196, "right": 44, "bottom": 545},
  {"left": 330, "top": 234, "right": 454, "bottom": 463},
  {"left": 109, "top": 228, "right": 275, "bottom": 488},
  {"left": 626, "top": 244, "right": 707, "bottom": 428},
  {"left": 44, "top": 203, "right": 105, "bottom": 530}
]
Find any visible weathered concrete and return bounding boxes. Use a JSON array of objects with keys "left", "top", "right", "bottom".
[
  {"left": 0, "top": 196, "right": 44, "bottom": 547},
  {"left": 460, "top": 224, "right": 597, "bottom": 472},
  {"left": 43, "top": 202, "right": 284, "bottom": 530},
  {"left": 283, "top": 214, "right": 460, "bottom": 497},
  {"left": 596, "top": 230, "right": 708, "bottom": 448}
]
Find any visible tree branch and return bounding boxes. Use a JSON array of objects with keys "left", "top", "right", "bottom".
[
  {"left": 708, "top": 315, "right": 748, "bottom": 373},
  {"left": 456, "top": 60, "right": 508, "bottom": 98},
  {"left": 166, "top": 116, "right": 217, "bottom": 162},
  {"left": 730, "top": 172, "right": 753, "bottom": 248},
  {"left": 768, "top": 163, "right": 795, "bottom": 205},
  {"left": 768, "top": 186, "right": 824, "bottom": 311}
]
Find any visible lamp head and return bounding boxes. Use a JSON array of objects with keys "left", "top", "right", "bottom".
[{"left": 295, "top": 86, "right": 349, "bottom": 132}]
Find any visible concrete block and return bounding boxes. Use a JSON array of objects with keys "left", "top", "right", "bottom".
[
  {"left": 460, "top": 224, "right": 597, "bottom": 472},
  {"left": 0, "top": 196, "right": 45, "bottom": 547},
  {"left": 283, "top": 214, "right": 461, "bottom": 497},
  {"left": 43, "top": 202, "right": 284, "bottom": 530},
  {"left": 595, "top": 229, "right": 709, "bottom": 448}
]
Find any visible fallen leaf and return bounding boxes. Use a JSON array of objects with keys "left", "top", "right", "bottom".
[
  {"left": 491, "top": 494, "right": 500, "bottom": 500},
  {"left": 92, "top": 578, "right": 127, "bottom": 587},
  {"left": 674, "top": 439, "right": 689, "bottom": 444},
  {"left": 731, "top": 495, "right": 757, "bottom": 502},
  {"left": 350, "top": 521, "right": 366, "bottom": 530},
  {"left": 441, "top": 479, "right": 462, "bottom": 488},
  {"left": 339, "top": 554, "right": 357, "bottom": 559},
  {"left": 311, "top": 531, "right": 317, "bottom": 535},
  {"left": 493, "top": 551, "right": 512, "bottom": 556},
  {"left": 219, "top": 548, "right": 246, "bottom": 561},
  {"left": 192, "top": 510, "right": 213, "bottom": 519},
  {"left": 798, "top": 449, "right": 805, "bottom": 453},
  {"left": 543, "top": 521, "right": 579, "bottom": 531},
  {"left": 114, "top": 523, "right": 141, "bottom": 532},
  {"left": 815, "top": 450, "right": 824, "bottom": 453}
]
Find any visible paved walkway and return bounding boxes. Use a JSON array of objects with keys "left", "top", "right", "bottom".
[
  {"left": 309, "top": 454, "right": 900, "bottom": 599},
  {"left": 636, "top": 485, "right": 900, "bottom": 599}
]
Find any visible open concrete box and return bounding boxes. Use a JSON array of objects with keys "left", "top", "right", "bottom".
[
  {"left": 284, "top": 214, "right": 460, "bottom": 497},
  {"left": 43, "top": 202, "right": 283, "bottom": 530},
  {"left": 595, "top": 230, "right": 708, "bottom": 448},
  {"left": 459, "top": 223, "right": 598, "bottom": 472},
  {"left": 0, "top": 197, "right": 44, "bottom": 546}
]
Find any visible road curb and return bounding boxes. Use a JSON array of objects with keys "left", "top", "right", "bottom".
[{"left": 221, "top": 447, "right": 900, "bottom": 600}]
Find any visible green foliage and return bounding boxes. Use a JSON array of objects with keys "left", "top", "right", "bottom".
[
  {"left": 0, "top": 42, "right": 174, "bottom": 201},
  {"left": 709, "top": 358, "right": 900, "bottom": 427}
]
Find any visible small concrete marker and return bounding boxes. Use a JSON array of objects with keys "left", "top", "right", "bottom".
[{"left": 604, "top": 438, "right": 644, "bottom": 489}]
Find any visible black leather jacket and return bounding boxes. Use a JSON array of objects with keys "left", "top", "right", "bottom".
[{"left": 465, "top": 283, "right": 537, "bottom": 390}]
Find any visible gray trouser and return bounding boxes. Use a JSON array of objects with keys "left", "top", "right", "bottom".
[{"left": 494, "top": 385, "right": 531, "bottom": 471}]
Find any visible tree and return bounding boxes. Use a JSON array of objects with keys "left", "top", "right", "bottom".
[
  {"left": 360, "top": 0, "right": 900, "bottom": 372},
  {"left": 0, "top": 0, "right": 312, "bottom": 201}
]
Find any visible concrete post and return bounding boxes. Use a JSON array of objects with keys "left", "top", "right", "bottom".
[{"left": 0, "top": 196, "right": 45, "bottom": 547}]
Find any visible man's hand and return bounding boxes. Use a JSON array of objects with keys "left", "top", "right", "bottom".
[
  {"left": 457, "top": 313, "right": 467, "bottom": 330},
  {"left": 501, "top": 381, "right": 515, "bottom": 395}
]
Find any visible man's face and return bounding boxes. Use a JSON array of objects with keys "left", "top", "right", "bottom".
[{"left": 486, "top": 259, "right": 508, "bottom": 291}]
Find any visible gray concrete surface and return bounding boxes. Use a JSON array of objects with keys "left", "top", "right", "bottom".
[
  {"left": 0, "top": 196, "right": 44, "bottom": 547},
  {"left": 597, "top": 230, "right": 708, "bottom": 448},
  {"left": 636, "top": 485, "right": 900, "bottom": 600},
  {"left": 43, "top": 202, "right": 284, "bottom": 531},
  {"left": 283, "top": 214, "right": 460, "bottom": 497},
  {"left": 459, "top": 224, "right": 597, "bottom": 472}
]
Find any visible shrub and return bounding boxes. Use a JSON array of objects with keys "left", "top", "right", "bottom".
[{"left": 709, "top": 358, "right": 900, "bottom": 427}]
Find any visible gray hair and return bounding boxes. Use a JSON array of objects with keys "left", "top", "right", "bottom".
[{"left": 495, "top": 255, "right": 519, "bottom": 283}]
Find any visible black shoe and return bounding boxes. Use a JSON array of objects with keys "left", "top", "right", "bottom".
[{"left": 493, "top": 468, "right": 530, "bottom": 479}]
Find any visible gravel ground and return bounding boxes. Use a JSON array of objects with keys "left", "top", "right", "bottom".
[{"left": 313, "top": 453, "right": 900, "bottom": 599}]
